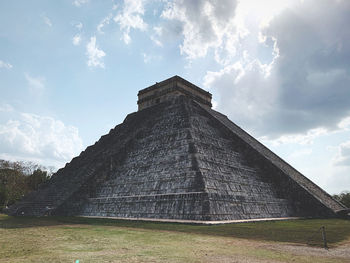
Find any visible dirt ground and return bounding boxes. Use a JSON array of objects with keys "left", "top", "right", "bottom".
[{"left": 204, "top": 242, "right": 350, "bottom": 263}]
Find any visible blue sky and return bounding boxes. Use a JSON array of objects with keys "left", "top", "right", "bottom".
[{"left": 0, "top": 0, "right": 349, "bottom": 194}]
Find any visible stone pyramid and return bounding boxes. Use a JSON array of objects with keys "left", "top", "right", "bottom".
[{"left": 8, "top": 76, "right": 345, "bottom": 222}]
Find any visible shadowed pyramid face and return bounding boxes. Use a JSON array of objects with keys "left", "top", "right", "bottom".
[{"left": 8, "top": 77, "right": 344, "bottom": 221}]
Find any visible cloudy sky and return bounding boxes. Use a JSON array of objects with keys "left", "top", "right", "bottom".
[{"left": 1, "top": 0, "right": 349, "bottom": 194}]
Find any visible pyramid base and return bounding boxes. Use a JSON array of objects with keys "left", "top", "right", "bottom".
[
  {"left": 55, "top": 192, "right": 302, "bottom": 220},
  {"left": 78, "top": 215, "right": 302, "bottom": 225}
]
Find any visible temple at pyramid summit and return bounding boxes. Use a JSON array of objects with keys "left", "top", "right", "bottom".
[{"left": 8, "top": 76, "right": 347, "bottom": 222}]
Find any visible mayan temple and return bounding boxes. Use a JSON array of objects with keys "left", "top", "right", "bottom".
[{"left": 8, "top": 76, "right": 346, "bottom": 222}]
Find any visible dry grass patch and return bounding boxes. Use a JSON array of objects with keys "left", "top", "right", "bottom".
[{"left": 0, "top": 214, "right": 349, "bottom": 262}]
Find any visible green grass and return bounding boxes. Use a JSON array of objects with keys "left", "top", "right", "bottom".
[{"left": 0, "top": 214, "right": 349, "bottom": 263}]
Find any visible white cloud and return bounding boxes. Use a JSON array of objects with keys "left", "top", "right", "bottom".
[
  {"left": 261, "top": 128, "right": 329, "bottom": 147},
  {"left": 142, "top": 52, "right": 161, "bottom": 64},
  {"left": 86, "top": 36, "right": 106, "bottom": 68},
  {"left": 161, "top": 0, "right": 239, "bottom": 60},
  {"left": 338, "top": 116, "right": 350, "bottom": 130},
  {"left": 142, "top": 53, "right": 151, "bottom": 63},
  {"left": 204, "top": 60, "right": 278, "bottom": 135},
  {"left": 72, "top": 34, "right": 82, "bottom": 46},
  {"left": 288, "top": 148, "right": 313, "bottom": 159},
  {"left": 75, "top": 22, "right": 83, "bottom": 30},
  {"left": 0, "top": 104, "right": 13, "bottom": 112},
  {"left": 0, "top": 60, "right": 13, "bottom": 69},
  {"left": 97, "top": 13, "right": 113, "bottom": 34},
  {"left": 72, "top": 22, "right": 83, "bottom": 46},
  {"left": 42, "top": 14, "right": 52, "bottom": 27},
  {"left": 334, "top": 141, "right": 350, "bottom": 167},
  {"left": 325, "top": 169, "right": 350, "bottom": 194},
  {"left": 114, "top": 0, "right": 147, "bottom": 44},
  {"left": 73, "top": 0, "right": 89, "bottom": 7},
  {"left": 204, "top": 0, "right": 350, "bottom": 142},
  {"left": 0, "top": 109, "right": 83, "bottom": 168},
  {"left": 25, "top": 73, "right": 45, "bottom": 94},
  {"left": 150, "top": 26, "right": 163, "bottom": 47}
]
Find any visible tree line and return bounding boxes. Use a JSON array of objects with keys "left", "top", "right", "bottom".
[
  {"left": 0, "top": 160, "right": 53, "bottom": 211},
  {"left": 333, "top": 191, "right": 350, "bottom": 208}
]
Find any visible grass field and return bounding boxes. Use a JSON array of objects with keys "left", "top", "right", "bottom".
[{"left": 0, "top": 214, "right": 349, "bottom": 263}]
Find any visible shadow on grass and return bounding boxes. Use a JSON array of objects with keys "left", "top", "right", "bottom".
[
  {"left": 0, "top": 214, "right": 65, "bottom": 228},
  {"left": 1, "top": 214, "right": 349, "bottom": 247}
]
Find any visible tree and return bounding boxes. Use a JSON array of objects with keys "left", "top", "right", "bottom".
[
  {"left": 0, "top": 160, "right": 53, "bottom": 211},
  {"left": 333, "top": 191, "right": 350, "bottom": 208},
  {"left": 0, "top": 168, "right": 29, "bottom": 209},
  {"left": 27, "top": 169, "right": 50, "bottom": 191}
]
